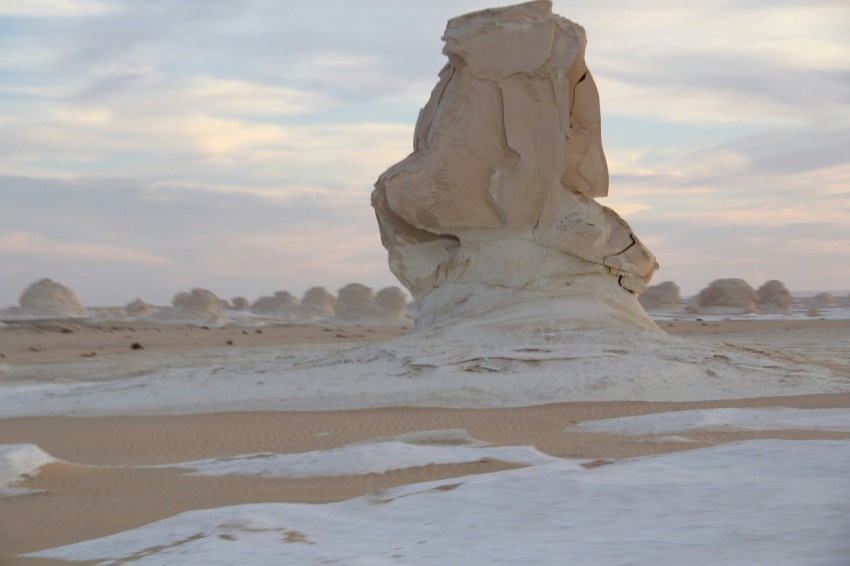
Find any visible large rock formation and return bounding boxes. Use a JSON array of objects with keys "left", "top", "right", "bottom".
[
  {"left": 18, "top": 279, "right": 90, "bottom": 319},
  {"left": 372, "top": 0, "right": 658, "bottom": 332},
  {"left": 689, "top": 279, "right": 757, "bottom": 315},
  {"left": 638, "top": 281, "right": 682, "bottom": 312},
  {"left": 756, "top": 280, "right": 792, "bottom": 314}
]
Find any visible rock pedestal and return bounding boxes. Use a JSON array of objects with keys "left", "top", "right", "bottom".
[{"left": 373, "top": 0, "right": 658, "bottom": 333}]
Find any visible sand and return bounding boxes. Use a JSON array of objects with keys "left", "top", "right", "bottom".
[{"left": 1, "top": 319, "right": 849, "bottom": 564}]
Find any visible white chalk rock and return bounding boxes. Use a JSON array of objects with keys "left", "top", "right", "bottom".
[
  {"left": 126, "top": 298, "right": 153, "bottom": 317},
  {"left": 689, "top": 279, "right": 757, "bottom": 315},
  {"left": 172, "top": 288, "right": 222, "bottom": 321},
  {"left": 230, "top": 297, "right": 250, "bottom": 311},
  {"left": 292, "top": 287, "right": 336, "bottom": 322},
  {"left": 334, "top": 283, "right": 376, "bottom": 320},
  {"left": 638, "top": 281, "right": 682, "bottom": 312},
  {"left": 331, "top": 284, "right": 411, "bottom": 325},
  {"left": 18, "top": 278, "right": 90, "bottom": 319},
  {"left": 756, "top": 280, "right": 792, "bottom": 314},
  {"left": 251, "top": 291, "right": 299, "bottom": 316},
  {"left": 372, "top": 0, "right": 658, "bottom": 333},
  {"left": 807, "top": 293, "right": 837, "bottom": 309}
]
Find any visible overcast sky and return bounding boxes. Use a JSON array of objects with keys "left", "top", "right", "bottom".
[{"left": 1, "top": 0, "right": 848, "bottom": 306}]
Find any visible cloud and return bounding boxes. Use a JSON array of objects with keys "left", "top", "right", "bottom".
[
  {"left": 0, "top": 231, "right": 175, "bottom": 265},
  {"left": 0, "top": 0, "right": 114, "bottom": 17},
  {"left": 0, "top": 0, "right": 848, "bottom": 304}
]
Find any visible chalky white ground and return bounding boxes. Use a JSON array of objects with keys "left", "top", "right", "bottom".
[
  {"left": 22, "top": 438, "right": 850, "bottom": 565},
  {"left": 2, "top": 318, "right": 849, "bottom": 565}
]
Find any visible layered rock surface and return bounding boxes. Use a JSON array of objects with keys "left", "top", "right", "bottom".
[{"left": 372, "top": 0, "right": 658, "bottom": 332}]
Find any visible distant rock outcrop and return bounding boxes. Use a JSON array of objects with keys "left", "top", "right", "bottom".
[
  {"left": 126, "top": 298, "right": 153, "bottom": 317},
  {"left": 333, "top": 284, "right": 410, "bottom": 325},
  {"left": 230, "top": 296, "right": 250, "bottom": 311},
  {"left": 638, "top": 281, "right": 681, "bottom": 312},
  {"left": 18, "top": 278, "right": 90, "bottom": 319},
  {"left": 756, "top": 280, "right": 792, "bottom": 314},
  {"left": 689, "top": 279, "right": 757, "bottom": 314},
  {"left": 292, "top": 287, "right": 336, "bottom": 322},
  {"left": 807, "top": 293, "right": 837, "bottom": 309},
  {"left": 171, "top": 288, "right": 222, "bottom": 322},
  {"left": 251, "top": 291, "right": 299, "bottom": 315}
]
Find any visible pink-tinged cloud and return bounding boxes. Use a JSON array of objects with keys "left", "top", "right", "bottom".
[{"left": 0, "top": 231, "right": 175, "bottom": 266}]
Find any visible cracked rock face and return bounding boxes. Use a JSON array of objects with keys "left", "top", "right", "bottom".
[{"left": 372, "top": 0, "right": 657, "bottom": 331}]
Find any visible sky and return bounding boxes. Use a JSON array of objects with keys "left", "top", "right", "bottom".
[{"left": 1, "top": 0, "right": 848, "bottom": 307}]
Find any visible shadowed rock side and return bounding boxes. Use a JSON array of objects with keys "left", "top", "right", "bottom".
[{"left": 372, "top": 0, "right": 658, "bottom": 332}]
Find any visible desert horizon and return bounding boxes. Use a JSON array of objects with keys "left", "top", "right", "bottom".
[{"left": 2, "top": 0, "right": 849, "bottom": 564}]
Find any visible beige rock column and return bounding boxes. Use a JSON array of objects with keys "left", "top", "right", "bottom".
[{"left": 373, "top": 0, "right": 658, "bottom": 332}]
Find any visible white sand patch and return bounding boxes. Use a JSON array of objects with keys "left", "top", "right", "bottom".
[
  {"left": 0, "top": 443, "right": 56, "bottom": 496},
  {"left": 571, "top": 407, "right": 850, "bottom": 435},
  {"left": 29, "top": 439, "right": 850, "bottom": 565},
  {"left": 159, "top": 437, "right": 559, "bottom": 479}
]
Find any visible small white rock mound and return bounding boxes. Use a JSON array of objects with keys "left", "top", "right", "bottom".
[
  {"left": 1, "top": 443, "right": 57, "bottom": 492},
  {"left": 756, "top": 280, "right": 792, "bottom": 314},
  {"left": 292, "top": 287, "right": 336, "bottom": 322},
  {"left": 18, "top": 278, "right": 90, "bottom": 319},
  {"left": 689, "top": 279, "right": 757, "bottom": 314},
  {"left": 126, "top": 298, "right": 153, "bottom": 317},
  {"left": 807, "top": 293, "right": 837, "bottom": 309},
  {"left": 638, "top": 281, "right": 681, "bottom": 312},
  {"left": 251, "top": 291, "right": 299, "bottom": 316},
  {"left": 230, "top": 297, "right": 250, "bottom": 311},
  {"left": 172, "top": 288, "right": 222, "bottom": 321}
]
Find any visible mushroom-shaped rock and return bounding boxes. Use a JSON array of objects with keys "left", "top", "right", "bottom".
[
  {"left": 251, "top": 291, "right": 299, "bottom": 315},
  {"left": 375, "top": 287, "right": 410, "bottom": 322},
  {"left": 372, "top": 0, "right": 658, "bottom": 332},
  {"left": 230, "top": 296, "right": 250, "bottom": 311},
  {"left": 172, "top": 288, "right": 222, "bottom": 320},
  {"left": 335, "top": 284, "right": 376, "bottom": 320},
  {"left": 18, "top": 279, "right": 90, "bottom": 319},
  {"left": 292, "top": 287, "right": 336, "bottom": 322},
  {"left": 756, "top": 281, "right": 792, "bottom": 314},
  {"left": 689, "top": 279, "right": 757, "bottom": 315},
  {"left": 638, "top": 281, "right": 682, "bottom": 312}
]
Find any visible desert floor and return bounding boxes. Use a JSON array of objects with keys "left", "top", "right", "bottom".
[{"left": 1, "top": 319, "right": 849, "bottom": 564}]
